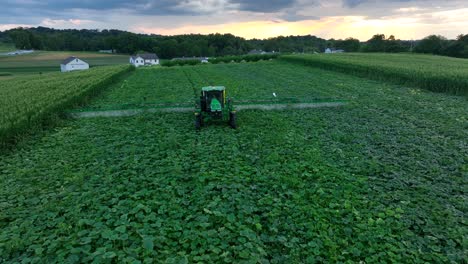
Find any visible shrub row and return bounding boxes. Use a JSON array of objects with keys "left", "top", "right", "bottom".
[{"left": 162, "top": 54, "right": 279, "bottom": 67}]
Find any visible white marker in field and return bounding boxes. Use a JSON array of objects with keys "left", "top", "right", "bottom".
[{"left": 273, "top": 92, "right": 277, "bottom": 97}]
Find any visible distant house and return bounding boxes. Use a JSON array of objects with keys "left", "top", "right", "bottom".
[
  {"left": 248, "top": 49, "right": 278, "bottom": 55},
  {"left": 248, "top": 49, "right": 267, "bottom": 55},
  {"left": 325, "top": 48, "right": 344, "bottom": 54},
  {"left": 172, "top": 57, "right": 209, "bottom": 63},
  {"left": 130, "top": 53, "right": 159, "bottom": 67},
  {"left": 60, "top": 56, "right": 89, "bottom": 72}
]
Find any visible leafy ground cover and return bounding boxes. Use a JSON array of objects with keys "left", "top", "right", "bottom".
[
  {"left": 89, "top": 62, "right": 340, "bottom": 109},
  {"left": 0, "top": 65, "right": 133, "bottom": 145},
  {"left": 0, "top": 61, "right": 466, "bottom": 262},
  {"left": 87, "top": 67, "right": 195, "bottom": 109},
  {"left": 281, "top": 53, "right": 468, "bottom": 96}
]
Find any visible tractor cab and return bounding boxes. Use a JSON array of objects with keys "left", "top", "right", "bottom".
[
  {"left": 200, "top": 86, "right": 225, "bottom": 113},
  {"left": 195, "top": 86, "right": 236, "bottom": 129}
]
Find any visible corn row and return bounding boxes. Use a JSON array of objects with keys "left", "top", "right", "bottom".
[
  {"left": 0, "top": 65, "right": 134, "bottom": 144},
  {"left": 281, "top": 54, "right": 468, "bottom": 96}
]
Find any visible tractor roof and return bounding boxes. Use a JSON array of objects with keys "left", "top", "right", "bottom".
[{"left": 202, "top": 86, "right": 225, "bottom": 92}]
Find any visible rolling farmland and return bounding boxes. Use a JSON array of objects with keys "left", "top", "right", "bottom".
[
  {"left": 0, "top": 51, "right": 129, "bottom": 78},
  {"left": 0, "top": 58, "right": 467, "bottom": 262}
]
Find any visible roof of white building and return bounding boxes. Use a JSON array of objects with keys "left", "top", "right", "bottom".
[{"left": 61, "top": 56, "right": 87, "bottom": 65}]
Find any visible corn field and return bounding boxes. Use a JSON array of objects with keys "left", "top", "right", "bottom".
[
  {"left": 281, "top": 53, "right": 468, "bottom": 96},
  {"left": 0, "top": 65, "right": 134, "bottom": 145}
]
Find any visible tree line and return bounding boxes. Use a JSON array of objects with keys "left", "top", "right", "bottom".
[{"left": 1, "top": 27, "right": 466, "bottom": 59}]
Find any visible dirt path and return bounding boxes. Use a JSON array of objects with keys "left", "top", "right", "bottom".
[{"left": 70, "top": 102, "right": 346, "bottom": 118}]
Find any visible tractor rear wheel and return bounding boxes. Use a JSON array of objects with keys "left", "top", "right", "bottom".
[
  {"left": 229, "top": 112, "right": 237, "bottom": 129},
  {"left": 195, "top": 114, "right": 202, "bottom": 130}
]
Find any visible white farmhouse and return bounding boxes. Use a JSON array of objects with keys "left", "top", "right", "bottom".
[
  {"left": 130, "top": 53, "right": 159, "bottom": 67},
  {"left": 60, "top": 57, "right": 89, "bottom": 72}
]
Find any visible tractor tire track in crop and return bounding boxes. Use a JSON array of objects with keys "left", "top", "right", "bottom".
[
  {"left": 69, "top": 102, "right": 346, "bottom": 118},
  {"left": 182, "top": 68, "right": 198, "bottom": 98}
]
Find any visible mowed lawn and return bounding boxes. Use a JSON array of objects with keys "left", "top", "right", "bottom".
[
  {"left": 0, "top": 42, "right": 15, "bottom": 53},
  {"left": 0, "top": 61, "right": 466, "bottom": 262},
  {"left": 0, "top": 50, "right": 129, "bottom": 78}
]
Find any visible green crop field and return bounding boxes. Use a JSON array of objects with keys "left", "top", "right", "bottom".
[
  {"left": 0, "top": 60, "right": 466, "bottom": 263},
  {"left": 282, "top": 53, "right": 468, "bottom": 95},
  {"left": 0, "top": 51, "right": 129, "bottom": 78},
  {"left": 0, "top": 65, "right": 133, "bottom": 145}
]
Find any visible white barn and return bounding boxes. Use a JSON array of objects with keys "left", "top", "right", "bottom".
[
  {"left": 61, "top": 57, "right": 89, "bottom": 72},
  {"left": 130, "top": 53, "right": 159, "bottom": 67}
]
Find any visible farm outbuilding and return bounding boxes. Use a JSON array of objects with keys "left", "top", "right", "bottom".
[
  {"left": 130, "top": 53, "right": 159, "bottom": 67},
  {"left": 60, "top": 57, "right": 89, "bottom": 72},
  {"left": 248, "top": 49, "right": 267, "bottom": 55},
  {"left": 325, "top": 48, "right": 345, "bottom": 54},
  {"left": 248, "top": 50, "right": 278, "bottom": 55}
]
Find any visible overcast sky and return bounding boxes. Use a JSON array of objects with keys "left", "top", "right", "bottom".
[{"left": 0, "top": 0, "right": 467, "bottom": 40}]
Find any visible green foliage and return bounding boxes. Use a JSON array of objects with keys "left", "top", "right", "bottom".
[
  {"left": 4, "top": 27, "right": 327, "bottom": 58},
  {"left": 412, "top": 34, "right": 468, "bottom": 58},
  {"left": 210, "top": 54, "right": 279, "bottom": 64},
  {"left": 329, "top": 37, "right": 361, "bottom": 52},
  {"left": 161, "top": 59, "right": 202, "bottom": 67},
  {"left": 362, "top": 34, "right": 407, "bottom": 53},
  {"left": 414, "top": 35, "right": 448, "bottom": 54},
  {"left": 0, "top": 61, "right": 466, "bottom": 262},
  {"left": 441, "top": 34, "right": 467, "bottom": 58},
  {"left": 0, "top": 65, "right": 134, "bottom": 146},
  {"left": 8, "top": 29, "right": 42, "bottom": 50},
  {"left": 281, "top": 53, "right": 468, "bottom": 96}
]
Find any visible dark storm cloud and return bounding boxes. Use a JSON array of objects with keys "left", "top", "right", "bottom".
[
  {"left": 232, "top": 0, "right": 297, "bottom": 12},
  {"left": 343, "top": 0, "right": 369, "bottom": 8},
  {"left": 1, "top": 0, "right": 190, "bottom": 16},
  {"left": 1, "top": 0, "right": 297, "bottom": 17},
  {"left": 342, "top": 0, "right": 415, "bottom": 8},
  {"left": 1, "top": 0, "right": 465, "bottom": 26},
  {"left": 281, "top": 13, "right": 319, "bottom": 22}
]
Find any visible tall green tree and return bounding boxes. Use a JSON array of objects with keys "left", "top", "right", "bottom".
[
  {"left": 334, "top": 38, "right": 361, "bottom": 52},
  {"left": 363, "top": 34, "right": 386, "bottom": 52},
  {"left": 414, "top": 35, "right": 448, "bottom": 54}
]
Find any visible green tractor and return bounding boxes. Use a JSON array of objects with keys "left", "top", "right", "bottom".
[{"left": 195, "top": 86, "right": 236, "bottom": 129}]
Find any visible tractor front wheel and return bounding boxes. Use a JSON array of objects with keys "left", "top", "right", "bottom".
[
  {"left": 195, "top": 114, "right": 202, "bottom": 130},
  {"left": 229, "top": 112, "right": 237, "bottom": 129}
]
